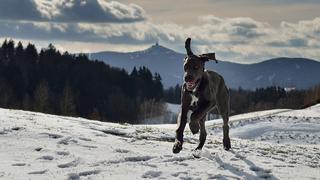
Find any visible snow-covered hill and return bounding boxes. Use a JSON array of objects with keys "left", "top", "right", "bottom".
[{"left": 1, "top": 105, "right": 320, "bottom": 179}]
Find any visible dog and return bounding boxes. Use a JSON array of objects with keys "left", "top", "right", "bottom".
[{"left": 172, "top": 38, "right": 231, "bottom": 154}]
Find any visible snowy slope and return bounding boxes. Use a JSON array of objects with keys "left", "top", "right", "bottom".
[{"left": 0, "top": 106, "right": 320, "bottom": 180}]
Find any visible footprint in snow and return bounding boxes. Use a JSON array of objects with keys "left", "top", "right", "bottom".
[
  {"left": 57, "top": 137, "right": 78, "bottom": 145},
  {"left": 141, "top": 162, "right": 157, "bottom": 168},
  {"left": 67, "top": 170, "right": 101, "bottom": 180},
  {"left": 230, "top": 157, "right": 239, "bottom": 161},
  {"left": 58, "top": 158, "right": 80, "bottom": 168},
  {"left": 81, "top": 144, "right": 98, "bottom": 149},
  {"left": 34, "top": 147, "right": 43, "bottom": 151},
  {"left": 142, "top": 171, "right": 162, "bottom": 178},
  {"left": 171, "top": 171, "right": 188, "bottom": 177},
  {"left": 78, "top": 137, "right": 92, "bottom": 141},
  {"left": 38, "top": 155, "right": 54, "bottom": 160},
  {"left": 114, "top": 148, "right": 130, "bottom": 153},
  {"left": 124, "top": 156, "right": 155, "bottom": 162},
  {"left": 11, "top": 163, "right": 26, "bottom": 166},
  {"left": 78, "top": 170, "right": 101, "bottom": 176},
  {"left": 262, "top": 161, "right": 272, "bottom": 164},
  {"left": 163, "top": 156, "right": 193, "bottom": 162},
  {"left": 178, "top": 162, "right": 189, "bottom": 166},
  {"left": 11, "top": 127, "right": 23, "bottom": 131},
  {"left": 0, "top": 127, "right": 23, "bottom": 134},
  {"left": 40, "top": 132, "right": 63, "bottom": 139},
  {"left": 250, "top": 166, "right": 272, "bottom": 178},
  {"left": 258, "top": 173, "right": 272, "bottom": 179},
  {"left": 28, "top": 169, "right": 48, "bottom": 175},
  {"left": 56, "top": 151, "right": 70, "bottom": 156},
  {"left": 234, "top": 153, "right": 246, "bottom": 159},
  {"left": 249, "top": 165, "right": 264, "bottom": 172},
  {"left": 104, "top": 155, "right": 156, "bottom": 165}
]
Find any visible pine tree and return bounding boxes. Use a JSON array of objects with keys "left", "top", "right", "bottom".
[
  {"left": 131, "top": 66, "right": 138, "bottom": 78},
  {"left": 34, "top": 80, "right": 51, "bottom": 113},
  {"left": 153, "top": 73, "right": 163, "bottom": 100},
  {"left": 22, "top": 93, "right": 31, "bottom": 110},
  {"left": 25, "top": 43, "right": 38, "bottom": 65},
  {"left": 7, "top": 39, "right": 15, "bottom": 62},
  {"left": 15, "top": 42, "right": 24, "bottom": 61},
  {"left": 1, "top": 39, "right": 8, "bottom": 63},
  {"left": 60, "top": 82, "right": 76, "bottom": 116}
]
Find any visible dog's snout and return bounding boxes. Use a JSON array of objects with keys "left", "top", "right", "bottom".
[{"left": 184, "top": 74, "right": 193, "bottom": 82}]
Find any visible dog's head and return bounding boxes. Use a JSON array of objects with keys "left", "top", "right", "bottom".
[{"left": 183, "top": 38, "right": 217, "bottom": 91}]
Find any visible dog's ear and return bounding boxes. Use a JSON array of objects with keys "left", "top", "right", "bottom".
[
  {"left": 185, "top": 38, "right": 194, "bottom": 56},
  {"left": 199, "top": 53, "right": 218, "bottom": 63}
]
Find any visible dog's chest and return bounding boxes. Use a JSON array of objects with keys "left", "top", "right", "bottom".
[{"left": 190, "top": 93, "right": 199, "bottom": 108}]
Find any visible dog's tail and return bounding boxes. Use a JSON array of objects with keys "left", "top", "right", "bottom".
[{"left": 185, "top": 38, "right": 193, "bottom": 56}]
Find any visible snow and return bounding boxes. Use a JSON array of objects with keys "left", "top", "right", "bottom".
[
  {"left": 278, "top": 103, "right": 320, "bottom": 117},
  {"left": 1, "top": 105, "right": 320, "bottom": 179},
  {"left": 144, "top": 107, "right": 290, "bottom": 130},
  {"left": 140, "top": 103, "right": 179, "bottom": 124},
  {"left": 166, "top": 103, "right": 180, "bottom": 114}
]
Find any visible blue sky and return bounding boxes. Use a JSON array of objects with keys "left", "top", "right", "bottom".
[{"left": 0, "top": 0, "right": 319, "bottom": 63}]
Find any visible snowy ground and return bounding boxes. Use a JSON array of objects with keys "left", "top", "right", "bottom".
[{"left": 0, "top": 105, "right": 320, "bottom": 180}]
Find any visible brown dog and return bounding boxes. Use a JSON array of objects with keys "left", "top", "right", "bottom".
[{"left": 172, "top": 38, "right": 231, "bottom": 154}]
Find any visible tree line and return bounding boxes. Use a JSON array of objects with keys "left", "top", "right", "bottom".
[
  {"left": 0, "top": 39, "right": 165, "bottom": 123},
  {"left": 164, "top": 84, "right": 320, "bottom": 115}
]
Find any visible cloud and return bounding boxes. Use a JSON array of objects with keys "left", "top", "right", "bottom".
[
  {"left": 0, "top": 0, "right": 146, "bottom": 23},
  {"left": 0, "top": 14, "right": 320, "bottom": 63},
  {"left": 266, "top": 18, "right": 320, "bottom": 49},
  {"left": 196, "top": 16, "right": 270, "bottom": 42},
  {"left": 268, "top": 38, "right": 309, "bottom": 47}
]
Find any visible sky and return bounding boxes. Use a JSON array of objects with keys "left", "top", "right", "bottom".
[{"left": 0, "top": 0, "right": 319, "bottom": 63}]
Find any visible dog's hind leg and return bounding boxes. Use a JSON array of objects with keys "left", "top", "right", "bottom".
[
  {"left": 195, "top": 117, "right": 207, "bottom": 150},
  {"left": 217, "top": 85, "right": 231, "bottom": 150},
  {"left": 221, "top": 112, "right": 231, "bottom": 150}
]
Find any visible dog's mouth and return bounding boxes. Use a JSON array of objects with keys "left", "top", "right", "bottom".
[{"left": 185, "top": 79, "right": 199, "bottom": 91}]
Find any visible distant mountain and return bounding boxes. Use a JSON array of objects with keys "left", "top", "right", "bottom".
[{"left": 90, "top": 43, "right": 320, "bottom": 89}]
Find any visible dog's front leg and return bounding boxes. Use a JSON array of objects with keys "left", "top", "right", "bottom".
[
  {"left": 173, "top": 92, "right": 191, "bottom": 154},
  {"left": 189, "top": 101, "right": 213, "bottom": 134},
  {"left": 172, "top": 108, "right": 188, "bottom": 154},
  {"left": 190, "top": 101, "right": 213, "bottom": 151}
]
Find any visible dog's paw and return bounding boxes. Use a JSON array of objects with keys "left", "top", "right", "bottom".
[
  {"left": 172, "top": 141, "right": 183, "bottom": 154},
  {"left": 189, "top": 121, "right": 199, "bottom": 134},
  {"left": 191, "top": 149, "right": 202, "bottom": 158},
  {"left": 223, "top": 138, "right": 231, "bottom": 151}
]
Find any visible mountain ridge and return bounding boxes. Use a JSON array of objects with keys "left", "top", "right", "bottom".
[{"left": 89, "top": 44, "right": 320, "bottom": 89}]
